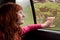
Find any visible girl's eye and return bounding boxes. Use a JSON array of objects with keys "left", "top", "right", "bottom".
[{"left": 20, "top": 11, "right": 22, "bottom": 13}]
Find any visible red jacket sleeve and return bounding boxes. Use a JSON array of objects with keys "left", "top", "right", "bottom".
[{"left": 21, "top": 24, "right": 42, "bottom": 35}]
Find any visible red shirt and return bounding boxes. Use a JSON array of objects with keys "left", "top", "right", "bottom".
[{"left": 0, "top": 24, "right": 42, "bottom": 40}]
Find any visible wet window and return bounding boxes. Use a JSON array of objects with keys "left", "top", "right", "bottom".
[{"left": 32, "top": 0, "right": 60, "bottom": 30}]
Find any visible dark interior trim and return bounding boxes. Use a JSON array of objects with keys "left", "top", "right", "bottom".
[
  {"left": 38, "top": 29, "right": 60, "bottom": 34},
  {"left": 30, "top": 0, "right": 37, "bottom": 24},
  {"left": 23, "top": 29, "right": 60, "bottom": 40},
  {"left": 0, "top": 0, "right": 15, "bottom": 5}
]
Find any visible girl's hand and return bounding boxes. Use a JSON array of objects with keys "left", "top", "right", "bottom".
[
  {"left": 41, "top": 17, "right": 55, "bottom": 28},
  {"left": 47, "top": 17, "right": 55, "bottom": 22},
  {"left": 47, "top": 17, "right": 55, "bottom": 28}
]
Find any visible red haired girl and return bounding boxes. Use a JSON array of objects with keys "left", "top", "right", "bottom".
[{"left": 0, "top": 2, "right": 55, "bottom": 40}]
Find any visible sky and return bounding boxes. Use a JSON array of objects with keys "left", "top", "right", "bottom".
[
  {"left": 16, "top": 0, "right": 23, "bottom": 2},
  {"left": 16, "top": 0, "right": 30, "bottom": 8}
]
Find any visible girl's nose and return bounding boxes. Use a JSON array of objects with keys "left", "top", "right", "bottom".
[{"left": 22, "top": 13, "right": 25, "bottom": 18}]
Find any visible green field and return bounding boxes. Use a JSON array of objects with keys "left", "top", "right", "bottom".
[{"left": 34, "top": 2, "right": 60, "bottom": 30}]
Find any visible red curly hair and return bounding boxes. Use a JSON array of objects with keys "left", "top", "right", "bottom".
[{"left": 0, "top": 2, "right": 23, "bottom": 40}]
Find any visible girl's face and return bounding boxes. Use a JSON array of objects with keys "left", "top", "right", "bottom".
[{"left": 17, "top": 10, "right": 25, "bottom": 25}]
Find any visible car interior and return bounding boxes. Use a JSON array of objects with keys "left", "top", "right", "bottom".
[{"left": 0, "top": 0, "right": 60, "bottom": 40}]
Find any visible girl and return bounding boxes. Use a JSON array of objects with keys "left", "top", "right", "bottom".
[{"left": 0, "top": 2, "right": 55, "bottom": 40}]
